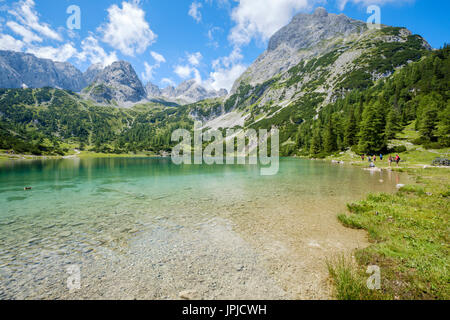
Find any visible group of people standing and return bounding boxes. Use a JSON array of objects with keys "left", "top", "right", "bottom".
[{"left": 361, "top": 154, "right": 401, "bottom": 167}]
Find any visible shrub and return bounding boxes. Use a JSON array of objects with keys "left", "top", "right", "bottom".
[{"left": 388, "top": 145, "right": 407, "bottom": 153}]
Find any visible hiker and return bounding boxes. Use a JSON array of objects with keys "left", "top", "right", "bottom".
[
  {"left": 388, "top": 155, "right": 393, "bottom": 167},
  {"left": 380, "top": 154, "right": 383, "bottom": 161},
  {"left": 395, "top": 154, "right": 401, "bottom": 167},
  {"left": 361, "top": 154, "right": 365, "bottom": 161},
  {"left": 373, "top": 155, "right": 377, "bottom": 162}
]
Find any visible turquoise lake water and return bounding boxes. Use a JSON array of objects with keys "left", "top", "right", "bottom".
[{"left": 0, "top": 158, "right": 411, "bottom": 299}]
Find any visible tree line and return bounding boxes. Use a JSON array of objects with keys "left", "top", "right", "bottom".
[{"left": 294, "top": 45, "right": 449, "bottom": 157}]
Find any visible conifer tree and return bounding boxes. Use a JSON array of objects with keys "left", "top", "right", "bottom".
[
  {"left": 437, "top": 102, "right": 450, "bottom": 147},
  {"left": 385, "top": 108, "right": 403, "bottom": 140},
  {"left": 310, "top": 126, "right": 322, "bottom": 155},
  {"left": 420, "top": 105, "right": 439, "bottom": 142},
  {"left": 357, "top": 101, "right": 386, "bottom": 154},
  {"left": 323, "top": 118, "right": 337, "bottom": 153},
  {"left": 419, "top": 94, "right": 440, "bottom": 141},
  {"left": 344, "top": 109, "right": 358, "bottom": 147}
]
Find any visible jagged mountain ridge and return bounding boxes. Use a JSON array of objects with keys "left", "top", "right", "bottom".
[
  {"left": 83, "top": 61, "right": 147, "bottom": 105},
  {"left": 82, "top": 62, "right": 228, "bottom": 106},
  {"left": 83, "top": 63, "right": 104, "bottom": 85},
  {"left": 0, "top": 8, "right": 439, "bottom": 157},
  {"left": 0, "top": 50, "right": 87, "bottom": 92},
  {"left": 231, "top": 7, "right": 368, "bottom": 93},
  {"left": 145, "top": 79, "right": 228, "bottom": 104},
  {"left": 0, "top": 41, "right": 446, "bottom": 158},
  {"left": 212, "top": 7, "right": 432, "bottom": 133},
  {"left": 0, "top": 50, "right": 225, "bottom": 106}
]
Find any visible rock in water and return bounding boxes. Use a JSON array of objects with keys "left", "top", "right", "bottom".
[{"left": 179, "top": 290, "right": 197, "bottom": 300}]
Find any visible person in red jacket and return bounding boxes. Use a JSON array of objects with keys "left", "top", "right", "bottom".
[{"left": 395, "top": 154, "right": 401, "bottom": 167}]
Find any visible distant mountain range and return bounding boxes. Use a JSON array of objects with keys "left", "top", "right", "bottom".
[
  {"left": 146, "top": 80, "right": 228, "bottom": 105},
  {"left": 0, "top": 50, "right": 228, "bottom": 106},
  {"left": 1, "top": 7, "right": 446, "bottom": 158},
  {"left": 0, "top": 50, "right": 87, "bottom": 92}
]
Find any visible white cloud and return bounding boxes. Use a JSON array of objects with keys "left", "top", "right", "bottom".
[
  {"left": 173, "top": 51, "right": 204, "bottom": 84},
  {"left": 205, "top": 47, "right": 246, "bottom": 91},
  {"left": 174, "top": 65, "right": 194, "bottom": 79},
  {"left": 26, "top": 43, "right": 78, "bottom": 62},
  {"left": 210, "top": 0, "right": 316, "bottom": 90},
  {"left": 229, "top": 0, "right": 313, "bottom": 46},
  {"left": 141, "top": 51, "right": 166, "bottom": 82},
  {"left": 173, "top": 47, "right": 244, "bottom": 92},
  {"left": 189, "top": 2, "right": 203, "bottom": 23},
  {"left": 207, "top": 26, "right": 222, "bottom": 41},
  {"left": 9, "top": 0, "right": 62, "bottom": 41},
  {"left": 207, "top": 27, "right": 222, "bottom": 49},
  {"left": 0, "top": 33, "right": 25, "bottom": 51},
  {"left": 141, "top": 62, "right": 155, "bottom": 82},
  {"left": 337, "top": 0, "right": 413, "bottom": 10},
  {"left": 204, "top": 0, "right": 231, "bottom": 9},
  {"left": 161, "top": 78, "right": 176, "bottom": 87},
  {"left": 151, "top": 51, "right": 166, "bottom": 64},
  {"left": 79, "top": 36, "right": 118, "bottom": 67},
  {"left": 212, "top": 47, "right": 242, "bottom": 69},
  {"left": 0, "top": 0, "right": 82, "bottom": 64},
  {"left": 174, "top": 64, "right": 202, "bottom": 84},
  {"left": 206, "top": 63, "right": 247, "bottom": 91},
  {"left": 6, "top": 21, "right": 42, "bottom": 43},
  {"left": 188, "top": 52, "right": 202, "bottom": 66},
  {"left": 100, "top": 1, "right": 157, "bottom": 56}
]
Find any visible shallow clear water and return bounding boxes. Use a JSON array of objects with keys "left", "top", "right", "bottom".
[{"left": 0, "top": 158, "right": 410, "bottom": 299}]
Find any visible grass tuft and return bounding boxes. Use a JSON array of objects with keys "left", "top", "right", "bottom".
[
  {"left": 331, "top": 167, "right": 449, "bottom": 300},
  {"left": 327, "top": 255, "right": 385, "bottom": 300}
]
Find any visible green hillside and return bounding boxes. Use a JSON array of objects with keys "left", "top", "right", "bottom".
[
  {"left": 0, "top": 40, "right": 448, "bottom": 159},
  {"left": 0, "top": 88, "right": 192, "bottom": 155},
  {"left": 294, "top": 45, "right": 449, "bottom": 158}
]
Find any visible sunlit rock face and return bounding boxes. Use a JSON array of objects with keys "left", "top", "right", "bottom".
[{"left": 0, "top": 50, "right": 86, "bottom": 92}]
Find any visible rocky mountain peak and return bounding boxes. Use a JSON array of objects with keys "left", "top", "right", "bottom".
[
  {"left": 161, "top": 85, "right": 176, "bottom": 97},
  {"left": 97, "top": 61, "right": 142, "bottom": 86},
  {"left": 267, "top": 7, "right": 365, "bottom": 52},
  {"left": 232, "top": 9, "right": 368, "bottom": 92},
  {"left": 85, "top": 60, "right": 146, "bottom": 105},
  {"left": 146, "top": 79, "right": 227, "bottom": 104},
  {"left": 83, "top": 63, "right": 104, "bottom": 85},
  {"left": 313, "top": 7, "right": 328, "bottom": 17},
  {"left": 0, "top": 50, "right": 86, "bottom": 92},
  {"left": 145, "top": 81, "right": 162, "bottom": 97},
  {"left": 176, "top": 79, "right": 201, "bottom": 94}
]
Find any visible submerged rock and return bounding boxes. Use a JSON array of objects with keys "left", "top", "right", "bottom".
[{"left": 179, "top": 290, "right": 197, "bottom": 300}]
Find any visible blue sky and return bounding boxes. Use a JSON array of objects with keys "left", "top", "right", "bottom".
[{"left": 0, "top": 0, "right": 448, "bottom": 91}]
